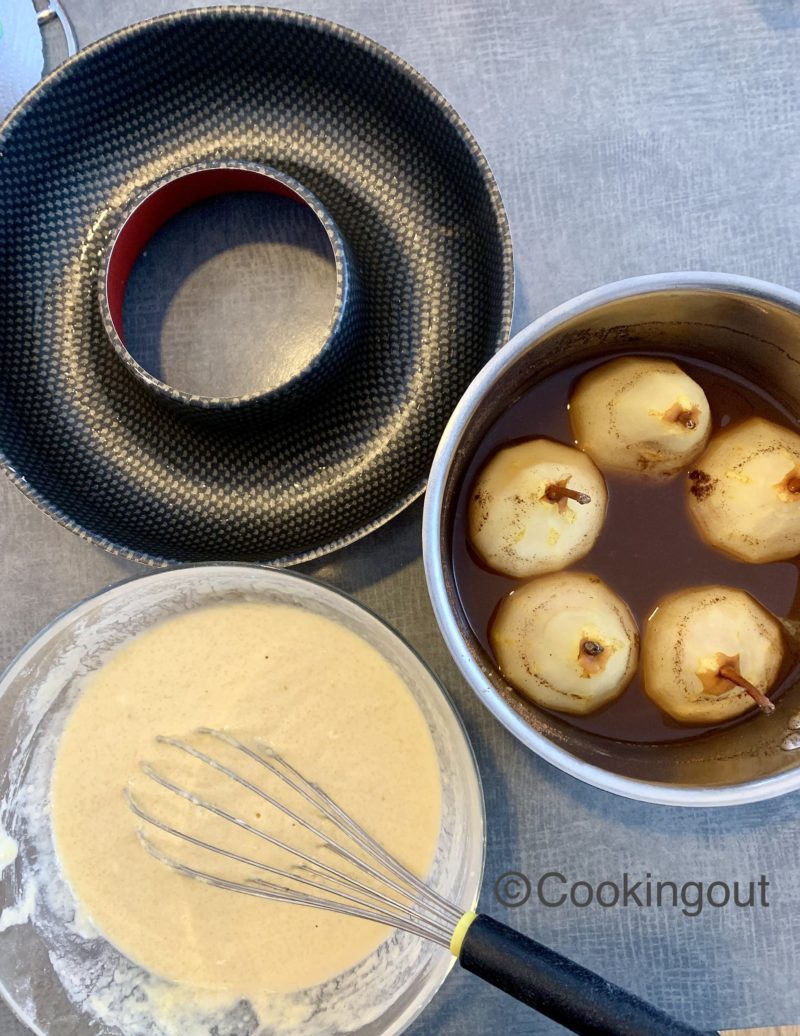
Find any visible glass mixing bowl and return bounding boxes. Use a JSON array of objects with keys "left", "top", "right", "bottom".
[{"left": 0, "top": 565, "right": 485, "bottom": 1035}]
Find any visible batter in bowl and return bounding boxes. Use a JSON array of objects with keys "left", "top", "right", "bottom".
[{"left": 50, "top": 602, "right": 442, "bottom": 996}]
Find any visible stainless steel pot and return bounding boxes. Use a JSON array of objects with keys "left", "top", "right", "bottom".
[{"left": 423, "top": 273, "right": 800, "bottom": 806}]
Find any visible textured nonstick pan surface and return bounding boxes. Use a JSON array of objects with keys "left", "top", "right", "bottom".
[{"left": 0, "top": 7, "right": 512, "bottom": 565}]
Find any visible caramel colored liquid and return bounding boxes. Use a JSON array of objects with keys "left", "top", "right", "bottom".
[{"left": 452, "top": 355, "right": 800, "bottom": 744}]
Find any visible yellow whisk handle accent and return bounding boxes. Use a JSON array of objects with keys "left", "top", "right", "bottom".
[{"left": 449, "top": 910, "right": 478, "bottom": 957}]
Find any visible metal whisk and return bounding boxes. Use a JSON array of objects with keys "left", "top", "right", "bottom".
[
  {"left": 129, "top": 729, "right": 713, "bottom": 1036},
  {"left": 128, "top": 727, "right": 461, "bottom": 948}
]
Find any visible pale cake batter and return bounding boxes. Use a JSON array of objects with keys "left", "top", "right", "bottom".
[{"left": 50, "top": 603, "right": 442, "bottom": 996}]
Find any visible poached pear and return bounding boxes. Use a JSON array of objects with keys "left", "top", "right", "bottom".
[
  {"left": 570, "top": 357, "right": 711, "bottom": 479},
  {"left": 686, "top": 416, "right": 800, "bottom": 563},
  {"left": 491, "top": 571, "right": 639, "bottom": 714},
  {"left": 469, "top": 439, "right": 607, "bottom": 578},
  {"left": 643, "top": 585, "right": 783, "bottom": 724}
]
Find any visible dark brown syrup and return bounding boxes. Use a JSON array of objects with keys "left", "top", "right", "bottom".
[{"left": 452, "top": 354, "right": 800, "bottom": 744}]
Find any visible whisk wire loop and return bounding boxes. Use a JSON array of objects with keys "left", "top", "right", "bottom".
[
  {"left": 131, "top": 729, "right": 462, "bottom": 950},
  {"left": 151, "top": 734, "right": 458, "bottom": 929},
  {"left": 140, "top": 834, "right": 453, "bottom": 946}
]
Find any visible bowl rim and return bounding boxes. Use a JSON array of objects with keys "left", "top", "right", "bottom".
[
  {"left": 0, "top": 562, "right": 486, "bottom": 1035},
  {"left": 423, "top": 271, "right": 800, "bottom": 808}
]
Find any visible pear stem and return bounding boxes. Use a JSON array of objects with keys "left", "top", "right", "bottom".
[
  {"left": 545, "top": 484, "right": 591, "bottom": 505},
  {"left": 718, "top": 665, "right": 775, "bottom": 714},
  {"left": 787, "top": 476, "right": 800, "bottom": 494},
  {"left": 677, "top": 411, "right": 696, "bottom": 429}
]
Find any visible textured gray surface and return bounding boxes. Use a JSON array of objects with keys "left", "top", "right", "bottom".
[{"left": 2, "top": 0, "right": 800, "bottom": 1033}]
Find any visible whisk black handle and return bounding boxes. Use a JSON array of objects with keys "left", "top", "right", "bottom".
[{"left": 457, "top": 914, "right": 715, "bottom": 1035}]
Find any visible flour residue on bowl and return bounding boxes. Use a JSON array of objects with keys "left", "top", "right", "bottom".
[
  {"left": 0, "top": 829, "right": 18, "bottom": 874},
  {"left": 0, "top": 828, "right": 33, "bottom": 932}
]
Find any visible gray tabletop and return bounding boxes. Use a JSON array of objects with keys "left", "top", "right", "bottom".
[{"left": 3, "top": 1, "right": 800, "bottom": 1033}]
